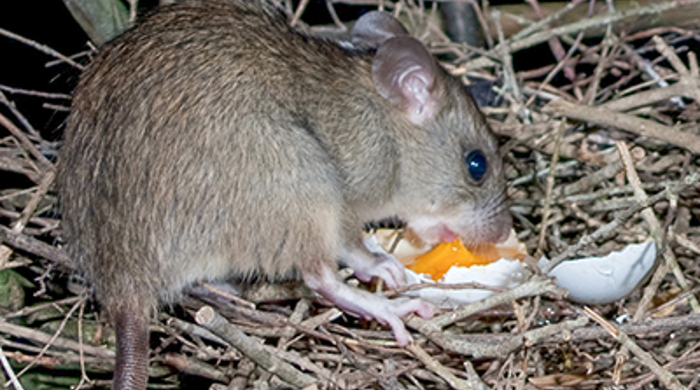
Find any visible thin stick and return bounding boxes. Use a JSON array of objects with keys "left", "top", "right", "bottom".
[
  {"left": 0, "top": 27, "right": 84, "bottom": 70},
  {"left": 617, "top": 141, "right": 700, "bottom": 317},
  {"left": 10, "top": 170, "right": 54, "bottom": 233},
  {"left": 290, "top": 0, "right": 311, "bottom": 26},
  {"left": 13, "top": 297, "right": 86, "bottom": 380},
  {"left": 458, "top": 0, "right": 700, "bottom": 72},
  {"left": 544, "top": 99, "right": 700, "bottom": 155},
  {"left": 407, "top": 342, "right": 484, "bottom": 390},
  {"left": 195, "top": 306, "right": 316, "bottom": 387},
  {"left": 584, "top": 307, "right": 688, "bottom": 390},
  {"left": 536, "top": 121, "right": 565, "bottom": 257},
  {"left": 542, "top": 175, "right": 697, "bottom": 273},
  {"left": 0, "top": 113, "right": 52, "bottom": 172},
  {"left": 75, "top": 298, "right": 90, "bottom": 390},
  {"left": 0, "top": 346, "right": 24, "bottom": 390}
]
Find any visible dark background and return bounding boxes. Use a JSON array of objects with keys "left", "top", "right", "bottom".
[
  {"left": 0, "top": 0, "right": 531, "bottom": 147},
  {"left": 0, "top": 1, "right": 86, "bottom": 143},
  {"left": 0, "top": 0, "right": 367, "bottom": 144}
]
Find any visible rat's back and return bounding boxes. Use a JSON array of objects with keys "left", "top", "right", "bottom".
[
  {"left": 58, "top": 2, "right": 348, "bottom": 387},
  {"left": 59, "top": 0, "right": 345, "bottom": 305}
]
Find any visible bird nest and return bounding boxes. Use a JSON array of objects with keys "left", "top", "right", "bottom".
[{"left": 1, "top": 0, "right": 700, "bottom": 389}]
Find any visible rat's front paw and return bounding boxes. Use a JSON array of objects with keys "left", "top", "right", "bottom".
[{"left": 353, "top": 253, "right": 406, "bottom": 289}]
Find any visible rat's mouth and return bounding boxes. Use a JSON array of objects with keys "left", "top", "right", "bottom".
[
  {"left": 403, "top": 210, "right": 513, "bottom": 248},
  {"left": 365, "top": 217, "right": 459, "bottom": 245},
  {"left": 407, "top": 222, "right": 461, "bottom": 245},
  {"left": 438, "top": 226, "right": 459, "bottom": 243}
]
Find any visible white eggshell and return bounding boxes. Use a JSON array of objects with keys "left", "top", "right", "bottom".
[
  {"left": 538, "top": 241, "right": 657, "bottom": 304},
  {"left": 404, "top": 259, "right": 528, "bottom": 308}
]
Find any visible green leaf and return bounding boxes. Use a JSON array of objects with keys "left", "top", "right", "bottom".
[
  {"left": 0, "top": 269, "right": 32, "bottom": 312},
  {"left": 61, "top": 0, "right": 130, "bottom": 46}
]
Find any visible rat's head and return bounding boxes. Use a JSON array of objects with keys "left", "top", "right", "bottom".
[
  {"left": 395, "top": 84, "right": 513, "bottom": 247},
  {"left": 353, "top": 11, "right": 512, "bottom": 247}
]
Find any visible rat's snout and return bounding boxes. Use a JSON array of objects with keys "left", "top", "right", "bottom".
[
  {"left": 455, "top": 200, "right": 513, "bottom": 246},
  {"left": 489, "top": 209, "right": 513, "bottom": 244},
  {"left": 477, "top": 191, "right": 513, "bottom": 244}
]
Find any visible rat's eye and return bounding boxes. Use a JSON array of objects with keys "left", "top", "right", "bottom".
[{"left": 465, "top": 150, "right": 488, "bottom": 182}]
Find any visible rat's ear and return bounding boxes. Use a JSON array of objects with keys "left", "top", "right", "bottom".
[
  {"left": 372, "top": 37, "right": 440, "bottom": 125},
  {"left": 351, "top": 11, "right": 408, "bottom": 49}
]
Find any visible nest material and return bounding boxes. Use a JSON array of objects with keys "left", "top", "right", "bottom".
[{"left": 1, "top": 0, "right": 700, "bottom": 389}]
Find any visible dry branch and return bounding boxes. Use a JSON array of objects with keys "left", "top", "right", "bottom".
[{"left": 1, "top": 0, "right": 700, "bottom": 388}]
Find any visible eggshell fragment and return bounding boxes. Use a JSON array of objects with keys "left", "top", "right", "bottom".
[
  {"left": 538, "top": 241, "right": 657, "bottom": 304},
  {"left": 404, "top": 259, "right": 529, "bottom": 307}
]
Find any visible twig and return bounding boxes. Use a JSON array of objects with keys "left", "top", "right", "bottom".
[
  {"left": 0, "top": 321, "right": 113, "bottom": 359},
  {"left": 525, "top": 32, "right": 584, "bottom": 107},
  {"left": 511, "top": 0, "right": 584, "bottom": 41},
  {"left": 0, "top": 346, "right": 23, "bottom": 390},
  {"left": 166, "top": 316, "right": 229, "bottom": 347},
  {"left": 429, "top": 275, "right": 563, "bottom": 329},
  {"left": 0, "top": 113, "right": 52, "bottom": 172},
  {"left": 75, "top": 298, "right": 90, "bottom": 390},
  {"left": 616, "top": 142, "right": 663, "bottom": 241},
  {"left": 0, "top": 27, "right": 84, "bottom": 70},
  {"left": 5, "top": 297, "right": 83, "bottom": 319},
  {"left": 491, "top": 10, "right": 523, "bottom": 107},
  {"left": 10, "top": 171, "right": 55, "bottom": 233},
  {"left": 617, "top": 141, "right": 700, "bottom": 316},
  {"left": 536, "top": 121, "right": 565, "bottom": 257},
  {"left": 422, "top": 316, "right": 589, "bottom": 359},
  {"left": 407, "top": 342, "right": 484, "bottom": 390},
  {"left": 584, "top": 307, "right": 688, "bottom": 390},
  {"left": 458, "top": 0, "right": 700, "bottom": 72},
  {"left": 0, "top": 91, "right": 42, "bottom": 141},
  {"left": 0, "top": 225, "right": 71, "bottom": 265},
  {"left": 195, "top": 306, "right": 317, "bottom": 387},
  {"left": 542, "top": 175, "right": 697, "bottom": 273},
  {"left": 201, "top": 283, "right": 256, "bottom": 309},
  {"left": 162, "top": 353, "right": 229, "bottom": 382},
  {"left": 290, "top": 0, "right": 311, "bottom": 26},
  {"left": 278, "top": 299, "right": 311, "bottom": 348},
  {"left": 0, "top": 85, "right": 71, "bottom": 100},
  {"left": 543, "top": 99, "right": 700, "bottom": 155},
  {"left": 12, "top": 297, "right": 86, "bottom": 381},
  {"left": 584, "top": 24, "right": 615, "bottom": 105}
]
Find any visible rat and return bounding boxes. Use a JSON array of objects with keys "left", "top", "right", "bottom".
[{"left": 57, "top": 1, "right": 512, "bottom": 389}]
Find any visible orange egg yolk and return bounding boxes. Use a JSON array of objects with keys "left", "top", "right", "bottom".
[{"left": 406, "top": 239, "right": 524, "bottom": 281}]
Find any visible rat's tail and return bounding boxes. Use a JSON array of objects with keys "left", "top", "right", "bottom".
[{"left": 112, "top": 302, "right": 150, "bottom": 390}]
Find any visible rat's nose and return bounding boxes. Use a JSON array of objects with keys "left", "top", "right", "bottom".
[{"left": 491, "top": 210, "right": 512, "bottom": 243}]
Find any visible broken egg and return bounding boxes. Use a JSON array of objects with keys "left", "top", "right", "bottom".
[
  {"left": 407, "top": 237, "right": 526, "bottom": 281},
  {"left": 365, "top": 229, "right": 528, "bottom": 307},
  {"left": 366, "top": 228, "right": 656, "bottom": 307},
  {"left": 539, "top": 241, "right": 657, "bottom": 304}
]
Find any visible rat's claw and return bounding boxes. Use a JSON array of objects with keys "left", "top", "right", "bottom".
[
  {"left": 375, "top": 298, "right": 436, "bottom": 346},
  {"left": 393, "top": 297, "right": 436, "bottom": 318},
  {"left": 354, "top": 253, "right": 406, "bottom": 289},
  {"left": 384, "top": 314, "right": 413, "bottom": 346}
]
